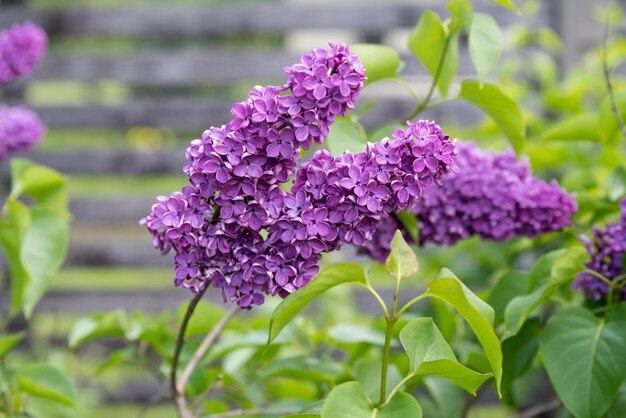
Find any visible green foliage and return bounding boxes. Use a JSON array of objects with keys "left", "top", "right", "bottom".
[
  {"left": 385, "top": 230, "right": 418, "bottom": 280},
  {"left": 326, "top": 116, "right": 367, "bottom": 155},
  {"left": 16, "top": 364, "right": 77, "bottom": 408},
  {"left": 468, "top": 13, "right": 503, "bottom": 85},
  {"left": 351, "top": 44, "right": 402, "bottom": 85},
  {"left": 540, "top": 305, "right": 626, "bottom": 418},
  {"left": 458, "top": 81, "right": 526, "bottom": 155}
]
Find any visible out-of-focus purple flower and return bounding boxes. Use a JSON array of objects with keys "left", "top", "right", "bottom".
[
  {"left": 358, "top": 216, "right": 414, "bottom": 263},
  {"left": 358, "top": 141, "right": 577, "bottom": 261},
  {"left": 0, "top": 105, "right": 46, "bottom": 158},
  {"left": 0, "top": 22, "right": 47, "bottom": 84},
  {"left": 574, "top": 199, "right": 626, "bottom": 301}
]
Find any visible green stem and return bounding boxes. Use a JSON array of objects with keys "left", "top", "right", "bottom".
[
  {"left": 396, "top": 293, "right": 428, "bottom": 318},
  {"left": 385, "top": 375, "right": 411, "bottom": 404},
  {"left": 364, "top": 283, "right": 389, "bottom": 318},
  {"left": 406, "top": 34, "right": 453, "bottom": 121},
  {"left": 379, "top": 317, "right": 396, "bottom": 405}
]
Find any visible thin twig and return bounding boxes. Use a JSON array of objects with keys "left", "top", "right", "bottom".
[
  {"left": 171, "top": 286, "right": 209, "bottom": 418},
  {"left": 177, "top": 305, "right": 239, "bottom": 395},
  {"left": 603, "top": 0, "right": 626, "bottom": 139},
  {"left": 204, "top": 409, "right": 295, "bottom": 418},
  {"left": 136, "top": 393, "right": 171, "bottom": 418},
  {"left": 517, "top": 398, "right": 561, "bottom": 418}
]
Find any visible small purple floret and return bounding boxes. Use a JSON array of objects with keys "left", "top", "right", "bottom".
[
  {"left": 0, "top": 22, "right": 47, "bottom": 84},
  {"left": 0, "top": 105, "right": 46, "bottom": 158}
]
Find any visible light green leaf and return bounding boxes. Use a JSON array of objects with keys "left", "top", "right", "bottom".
[
  {"left": 399, "top": 318, "right": 492, "bottom": 395},
  {"left": 608, "top": 166, "right": 626, "bottom": 201},
  {"left": 385, "top": 230, "right": 418, "bottom": 279},
  {"left": 540, "top": 305, "right": 626, "bottom": 418},
  {"left": 284, "top": 415, "right": 320, "bottom": 418},
  {"left": 408, "top": 11, "right": 459, "bottom": 96},
  {"left": 17, "top": 364, "right": 77, "bottom": 408},
  {"left": 327, "top": 116, "right": 367, "bottom": 155},
  {"left": 458, "top": 81, "right": 525, "bottom": 155},
  {"left": 423, "top": 377, "right": 467, "bottom": 418},
  {"left": 10, "top": 159, "right": 68, "bottom": 217},
  {"left": 447, "top": 0, "right": 474, "bottom": 32},
  {"left": 260, "top": 356, "right": 343, "bottom": 383},
  {"left": 321, "top": 381, "right": 372, "bottom": 418},
  {"left": 69, "top": 310, "right": 127, "bottom": 348},
  {"left": 0, "top": 332, "right": 25, "bottom": 357},
  {"left": 490, "top": 0, "right": 521, "bottom": 13},
  {"left": 425, "top": 269, "right": 502, "bottom": 394},
  {"left": 541, "top": 113, "right": 601, "bottom": 142},
  {"left": 351, "top": 44, "right": 401, "bottom": 85},
  {"left": 468, "top": 13, "right": 503, "bottom": 85},
  {"left": 328, "top": 323, "right": 387, "bottom": 346},
  {"left": 267, "top": 263, "right": 366, "bottom": 346},
  {"left": 21, "top": 207, "right": 68, "bottom": 317},
  {"left": 379, "top": 392, "right": 422, "bottom": 418},
  {"left": 503, "top": 247, "right": 587, "bottom": 340}
]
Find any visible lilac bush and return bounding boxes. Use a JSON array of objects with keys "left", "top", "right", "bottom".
[
  {"left": 359, "top": 141, "right": 576, "bottom": 259},
  {"left": 0, "top": 105, "right": 46, "bottom": 159},
  {"left": 0, "top": 22, "right": 47, "bottom": 84},
  {"left": 141, "top": 43, "right": 458, "bottom": 308},
  {"left": 574, "top": 199, "right": 626, "bottom": 300}
]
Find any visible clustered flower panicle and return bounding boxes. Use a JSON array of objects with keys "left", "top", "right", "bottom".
[
  {"left": 359, "top": 141, "right": 577, "bottom": 261},
  {"left": 0, "top": 22, "right": 47, "bottom": 84},
  {"left": 0, "top": 105, "right": 45, "bottom": 158},
  {"left": 574, "top": 199, "right": 626, "bottom": 301},
  {"left": 141, "top": 43, "right": 458, "bottom": 308}
]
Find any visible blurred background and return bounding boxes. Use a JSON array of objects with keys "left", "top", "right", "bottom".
[{"left": 0, "top": 0, "right": 619, "bottom": 417}]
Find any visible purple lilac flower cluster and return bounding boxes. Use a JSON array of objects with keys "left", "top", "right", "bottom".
[
  {"left": 0, "top": 22, "right": 47, "bottom": 84},
  {"left": 574, "top": 199, "right": 626, "bottom": 301},
  {"left": 0, "top": 105, "right": 45, "bottom": 158},
  {"left": 359, "top": 141, "right": 576, "bottom": 260},
  {"left": 142, "top": 43, "right": 368, "bottom": 308}
]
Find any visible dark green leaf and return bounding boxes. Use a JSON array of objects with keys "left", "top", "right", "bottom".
[
  {"left": 17, "top": 364, "right": 77, "bottom": 408},
  {"left": 386, "top": 230, "right": 418, "bottom": 279},
  {"left": 351, "top": 44, "right": 401, "bottom": 85},
  {"left": 326, "top": 116, "right": 367, "bottom": 155},
  {"left": 599, "top": 92, "right": 626, "bottom": 145},
  {"left": 458, "top": 81, "right": 525, "bottom": 155},
  {"left": 501, "top": 318, "right": 541, "bottom": 405},
  {"left": 487, "top": 271, "right": 529, "bottom": 325},
  {"left": 468, "top": 13, "right": 503, "bottom": 85},
  {"left": 540, "top": 305, "right": 626, "bottom": 418},
  {"left": 379, "top": 392, "right": 422, "bottom": 418},
  {"left": 267, "top": 263, "right": 366, "bottom": 346},
  {"left": 321, "top": 381, "right": 372, "bottom": 418},
  {"left": 354, "top": 359, "right": 402, "bottom": 399}
]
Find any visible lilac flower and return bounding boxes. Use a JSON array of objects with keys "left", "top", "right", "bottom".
[
  {"left": 0, "top": 105, "right": 46, "bottom": 158},
  {"left": 574, "top": 199, "right": 626, "bottom": 301},
  {"left": 358, "top": 141, "right": 577, "bottom": 262},
  {"left": 0, "top": 22, "right": 47, "bottom": 84}
]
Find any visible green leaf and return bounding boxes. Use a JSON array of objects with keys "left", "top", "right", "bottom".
[
  {"left": 425, "top": 269, "right": 502, "bottom": 394},
  {"left": 394, "top": 211, "right": 419, "bottom": 243},
  {"left": 423, "top": 377, "right": 467, "bottom": 418},
  {"left": 0, "top": 199, "right": 31, "bottom": 315},
  {"left": 69, "top": 310, "right": 127, "bottom": 348},
  {"left": 21, "top": 207, "right": 68, "bottom": 317},
  {"left": 468, "top": 13, "right": 503, "bottom": 85},
  {"left": 458, "top": 81, "right": 525, "bottom": 155},
  {"left": 540, "top": 113, "right": 601, "bottom": 142},
  {"left": 354, "top": 359, "right": 402, "bottom": 399},
  {"left": 490, "top": 0, "right": 521, "bottom": 13},
  {"left": 0, "top": 332, "right": 25, "bottom": 357},
  {"left": 260, "top": 356, "right": 343, "bottom": 383},
  {"left": 487, "top": 271, "right": 529, "bottom": 325},
  {"left": 10, "top": 159, "right": 68, "bottom": 217},
  {"left": 17, "top": 364, "right": 77, "bottom": 408},
  {"left": 501, "top": 318, "right": 541, "bottom": 405},
  {"left": 351, "top": 44, "right": 401, "bottom": 85},
  {"left": 267, "top": 263, "right": 366, "bottom": 346},
  {"left": 326, "top": 116, "right": 367, "bottom": 156},
  {"left": 385, "top": 230, "right": 418, "bottom": 279},
  {"left": 608, "top": 166, "right": 626, "bottom": 201},
  {"left": 408, "top": 11, "right": 459, "bottom": 96},
  {"left": 379, "top": 392, "right": 422, "bottom": 418},
  {"left": 540, "top": 305, "right": 626, "bottom": 418},
  {"left": 447, "top": 0, "right": 474, "bottom": 32},
  {"left": 503, "top": 247, "right": 587, "bottom": 340},
  {"left": 321, "top": 381, "right": 372, "bottom": 418},
  {"left": 284, "top": 415, "right": 320, "bottom": 418},
  {"left": 399, "top": 318, "right": 492, "bottom": 395}
]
